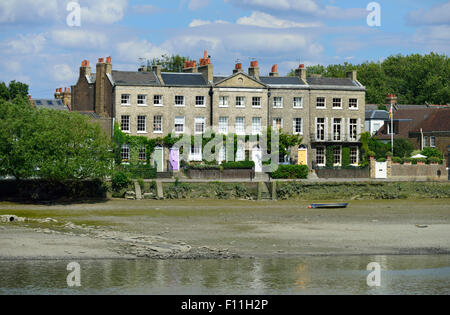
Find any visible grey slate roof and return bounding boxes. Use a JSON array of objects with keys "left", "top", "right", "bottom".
[
  {"left": 366, "top": 110, "right": 389, "bottom": 120},
  {"left": 306, "top": 77, "right": 358, "bottom": 87},
  {"left": 213, "top": 76, "right": 227, "bottom": 84},
  {"left": 161, "top": 72, "right": 208, "bottom": 86},
  {"left": 112, "top": 70, "right": 159, "bottom": 86},
  {"left": 33, "top": 99, "right": 68, "bottom": 111},
  {"left": 260, "top": 76, "right": 305, "bottom": 86}
]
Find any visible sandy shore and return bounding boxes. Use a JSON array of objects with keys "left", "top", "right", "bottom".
[{"left": 0, "top": 199, "right": 449, "bottom": 260}]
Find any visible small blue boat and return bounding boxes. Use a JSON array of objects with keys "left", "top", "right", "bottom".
[{"left": 309, "top": 203, "right": 348, "bottom": 209}]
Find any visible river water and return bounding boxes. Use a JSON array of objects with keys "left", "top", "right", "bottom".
[{"left": 0, "top": 255, "right": 448, "bottom": 295}]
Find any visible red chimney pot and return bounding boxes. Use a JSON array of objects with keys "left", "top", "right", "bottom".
[
  {"left": 271, "top": 64, "right": 278, "bottom": 73},
  {"left": 235, "top": 63, "right": 242, "bottom": 70},
  {"left": 98, "top": 58, "right": 104, "bottom": 63},
  {"left": 250, "top": 60, "right": 258, "bottom": 68},
  {"left": 106, "top": 56, "right": 111, "bottom": 64},
  {"left": 299, "top": 64, "right": 305, "bottom": 69}
]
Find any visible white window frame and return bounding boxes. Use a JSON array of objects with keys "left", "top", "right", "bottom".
[
  {"left": 430, "top": 136, "right": 436, "bottom": 148},
  {"left": 252, "top": 117, "right": 262, "bottom": 135},
  {"left": 316, "top": 146, "right": 325, "bottom": 166},
  {"left": 273, "top": 118, "right": 283, "bottom": 130},
  {"left": 333, "top": 98, "right": 342, "bottom": 109},
  {"left": 293, "top": 97, "right": 303, "bottom": 109},
  {"left": 236, "top": 142, "right": 245, "bottom": 162},
  {"left": 333, "top": 118, "right": 342, "bottom": 141},
  {"left": 316, "top": 118, "right": 325, "bottom": 141},
  {"left": 350, "top": 147, "right": 359, "bottom": 166},
  {"left": 121, "top": 94, "right": 131, "bottom": 106},
  {"left": 195, "top": 117, "right": 206, "bottom": 135},
  {"left": 121, "top": 115, "right": 130, "bottom": 133},
  {"left": 174, "top": 116, "right": 185, "bottom": 134},
  {"left": 137, "top": 115, "right": 147, "bottom": 133},
  {"left": 218, "top": 117, "right": 229, "bottom": 134},
  {"left": 153, "top": 115, "right": 163, "bottom": 134},
  {"left": 349, "top": 119, "right": 358, "bottom": 141},
  {"left": 195, "top": 96, "right": 206, "bottom": 107},
  {"left": 138, "top": 146, "right": 147, "bottom": 162},
  {"left": 137, "top": 94, "right": 147, "bottom": 106},
  {"left": 154, "top": 95, "right": 163, "bottom": 107},
  {"left": 349, "top": 98, "right": 358, "bottom": 110},
  {"left": 333, "top": 146, "right": 342, "bottom": 166},
  {"left": 236, "top": 117, "right": 245, "bottom": 135},
  {"left": 316, "top": 97, "right": 326, "bottom": 109},
  {"left": 293, "top": 118, "right": 303, "bottom": 135},
  {"left": 236, "top": 96, "right": 245, "bottom": 108},
  {"left": 219, "top": 96, "right": 229, "bottom": 108},
  {"left": 121, "top": 144, "right": 130, "bottom": 162},
  {"left": 189, "top": 146, "right": 203, "bottom": 162},
  {"left": 273, "top": 97, "right": 283, "bottom": 108},
  {"left": 252, "top": 97, "right": 261, "bottom": 108},
  {"left": 175, "top": 95, "right": 185, "bottom": 107}
]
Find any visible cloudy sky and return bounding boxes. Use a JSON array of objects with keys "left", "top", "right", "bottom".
[{"left": 0, "top": 0, "right": 449, "bottom": 98}]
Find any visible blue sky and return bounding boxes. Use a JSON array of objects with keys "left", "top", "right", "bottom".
[{"left": 0, "top": 0, "right": 449, "bottom": 98}]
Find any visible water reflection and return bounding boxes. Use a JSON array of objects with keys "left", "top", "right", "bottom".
[{"left": 0, "top": 255, "right": 449, "bottom": 295}]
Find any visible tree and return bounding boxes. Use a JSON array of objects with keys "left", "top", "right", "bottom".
[
  {"left": 0, "top": 82, "right": 9, "bottom": 101},
  {"left": 148, "top": 54, "right": 190, "bottom": 72},
  {"left": 392, "top": 138, "right": 415, "bottom": 158},
  {"left": 8, "top": 80, "right": 29, "bottom": 100},
  {"left": 0, "top": 98, "right": 113, "bottom": 181},
  {"left": 288, "top": 53, "right": 450, "bottom": 105}
]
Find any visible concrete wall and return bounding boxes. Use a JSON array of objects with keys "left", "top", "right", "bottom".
[
  {"left": 315, "top": 168, "right": 369, "bottom": 179},
  {"left": 185, "top": 169, "right": 254, "bottom": 180},
  {"left": 390, "top": 164, "right": 447, "bottom": 181}
]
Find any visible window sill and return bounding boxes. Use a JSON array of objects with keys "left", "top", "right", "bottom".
[
  {"left": 316, "top": 107, "right": 326, "bottom": 109},
  {"left": 137, "top": 104, "right": 148, "bottom": 107},
  {"left": 349, "top": 108, "right": 359, "bottom": 110},
  {"left": 137, "top": 131, "right": 148, "bottom": 134},
  {"left": 195, "top": 105, "right": 206, "bottom": 108},
  {"left": 154, "top": 104, "right": 164, "bottom": 107},
  {"left": 333, "top": 107, "right": 343, "bottom": 110},
  {"left": 153, "top": 131, "right": 163, "bottom": 134},
  {"left": 293, "top": 107, "right": 303, "bottom": 109}
]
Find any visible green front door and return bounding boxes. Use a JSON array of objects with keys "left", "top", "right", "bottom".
[{"left": 154, "top": 147, "right": 164, "bottom": 172}]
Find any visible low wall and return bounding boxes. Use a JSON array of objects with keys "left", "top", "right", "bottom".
[
  {"left": 315, "top": 168, "right": 370, "bottom": 179},
  {"left": 390, "top": 164, "right": 447, "bottom": 181},
  {"left": 185, "top": 169, "right": 254, "bottom": 180}
]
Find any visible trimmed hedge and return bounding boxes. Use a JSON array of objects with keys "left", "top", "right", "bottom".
[
  {"left": 117, "top": 164, "right": 157, "bottom": 179},
  {"left": 271, "top": 165, "right": 309, "bottom": 179},
  {"left": 221, "top": 161, "right": 255, "bottom": 169}
]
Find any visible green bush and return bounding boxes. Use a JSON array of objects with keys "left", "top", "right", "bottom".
[
  {"left": 271, "top": 165, "right": 309, "bottom": 179},
  {"left": 428, "top": 156, "right": 441, "bottom": 164},
  {"left": 342, "top": 147, "right": 351, "bottom": 167},
  {"left": 403, "top": 158, "right": 412, "bottom": 163},
  {"left": 392, "top": 157, "right": 403, "bottom": 164},
  {"left": 187, "top": 163, "right": 220, "bottom": 170},
  {"left": 221, "top": 160, "right": 255, "bottom": 169},
  {"left": 422, "top": 148, "right": 444, "bottom": 159},
  {"left": 119, "top": 164, "right": 157, "bottom": 179},
  {"left": 415, "top": 158, "right": 427, "bottom": 163},
  {"left": 377, "top": 158, "right": 386, "bottom": 162},
  {"left": 367, "top": 151, "right": 376, "bottom": 157},
  {"left": 111, "top": 171, "right": 131, "bottom": 192},
  {"left": 386, "top": 151, "right": 393, "bottom": 157}
]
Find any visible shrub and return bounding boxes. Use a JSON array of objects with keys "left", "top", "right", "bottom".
[
  {"left": 221, "top": 160, "right": 255, "bottom": 169},
  {"left": 271, "top": 165, "right": 309, "bottom": 179},
  {"left": 392, "top": 157, "right": 403, "bottom": 164},
  {"left": 342, "top": 147, "right": 351, "bottom": 167},
  {"left": 377, "top": 158, "right": 386, "bottom": 162},
  {"left": 367, "top": 151, "right": 376, "bottom": 157},
  {"left": 111, "top": 171, "right": 131, "bottom": 192},
  {"left": 403, "top": 158, "right": 412, "bottom": 163},
  {"left": 415, "top": 158, "right": 427, "bottom": 164},
  {"left": 187, "top": 163, "right": 220, "bottom": 170},
  {"left": 428, "top": 156, "right": 441, "bottom": 164},
  {"left": 118, "top": 164, "right": 157, "bottom": 179},
  {"left": 386, "top": 151, "right": 393, "bottom": 157},
  {"left": 422, "top": 148, "right": 444, "bottom": 159}
]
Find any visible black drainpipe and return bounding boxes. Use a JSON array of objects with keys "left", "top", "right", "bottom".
[{"left": 209, "top": 87, "right": 214, "bottom": 127}]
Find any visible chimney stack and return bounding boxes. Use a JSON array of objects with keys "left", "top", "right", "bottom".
[
  {"left": 105, "top": 56, "right": 112, "bottom": 74},
  {"left": 269, "top": 64, "right": 279, "bottom": 77},
  {"left": 248, "top": 60, "right": 260, "bottom": 80},
  {"left": 198, "top": 50, "right": 213, "bottom": 83},
  {"left": 183, "top": 60, "right": 198, "bottom": 73},
  {"left": 295, "top": 64, "right": 307, "bottom": 83},
  {"left": 386, "top": 94, "right": 398, "bottom": 107},
  {"left": 95, "top": 58, "right": 108, "bottom": 116},
  {"left": 152, "top": 65, "right": 164, "bottom": 85},
  {"left": 233, "top": 63, "right": 243, "bottom": 74},
  {"left": 347, "top": 70, "right": 357, "bottom": 82},
  {"left": 80, "top": 60, "right": 91, "bottom": 78}
]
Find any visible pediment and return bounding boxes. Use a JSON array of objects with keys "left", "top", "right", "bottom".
[{"left": 215, "top": 72, "right": 266, "bottom": 88}]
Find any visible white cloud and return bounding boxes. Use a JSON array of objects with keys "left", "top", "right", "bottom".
[
  {"left": 225, "top": 0, "right": 365, "bottom": 19},
  {"left": 188, "top": 0, "right": 210, "bottom": 11},
  {"left": 237, "top": 11, "right": 322, "bottom": 28},
  {"left": 408, "top": 2, "right": 450, "bottom": 26},
  {"left": 0, "top": 0, "right": 59, "bottom": 23},
  {"left": 189, "top": 19, "right": 229, "bottom": 27},
  {"left": 81, "top": 0, "right": 128, "bottom": 24},
  {"left": 51, "top": 64, "right": 77, "bottom": 82},
  {"left": 0, "top": 33, "right": 46, "bottom": 55},
  {"left": 50, "top": 30, "right": 108, "bottom": 49},
  {"left": 116, "top": 39, "right": 168, "bottom": 63}
]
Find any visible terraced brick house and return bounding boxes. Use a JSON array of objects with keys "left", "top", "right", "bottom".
[{"left": 71, "top": 52, "right": 366, "bottom": 171}]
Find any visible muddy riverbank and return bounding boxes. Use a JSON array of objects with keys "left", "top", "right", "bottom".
[{"left": 0, "top": 199, "right": 449, "bottom": 260}]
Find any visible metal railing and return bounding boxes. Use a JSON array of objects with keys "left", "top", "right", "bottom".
[{"left": 311, "top": 133, "right": 360, "bottom": 142}]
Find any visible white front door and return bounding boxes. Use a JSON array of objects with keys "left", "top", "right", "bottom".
[
  {"left": 375, "top": 162, "right": 387, "bottom": 179},
  {"left": 252, "top": 147, "right": 263, "bottom": 173}
]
